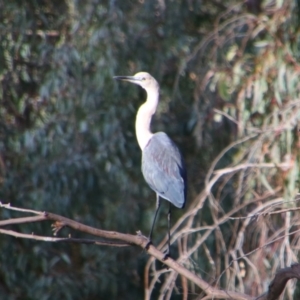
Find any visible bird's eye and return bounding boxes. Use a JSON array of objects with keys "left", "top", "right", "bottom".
[{"left": 142, "top": 77, "right": 146, "bottom": 81}]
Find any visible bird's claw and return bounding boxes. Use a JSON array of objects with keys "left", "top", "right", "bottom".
[
  {"left": 163, "top": 251, "right": 170, "bottom": 261},
  {"left": 145, "top": 240, "right": 152, "bottom": 250}
]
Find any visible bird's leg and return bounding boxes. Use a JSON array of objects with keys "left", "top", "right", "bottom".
[
  {"left": 145, "top": 194, "right": 161, "bottom": 250},
  {"left": 163, "top": 202, "right": 171, "bottom": 260}
]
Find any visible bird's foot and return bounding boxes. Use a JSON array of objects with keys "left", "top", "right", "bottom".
[
  {"left": 145, "top": 239, "right": 153, "bottom": 250},
  {"left": 163, "top": 251, "right": 170, "bottom": 261},
  {"left": 162, "top": 250, "right": 170, "bottom": 270}
]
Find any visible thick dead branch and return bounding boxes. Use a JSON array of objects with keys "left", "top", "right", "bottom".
[
  {"left": 255, "top": 264, "right": 300, "bottom": 300},
  {"left": 0, "top": 203, "right": 299, "bottom": 300},
  {"left": 0, "top": 203, "right": 251, "bottom": 300}
]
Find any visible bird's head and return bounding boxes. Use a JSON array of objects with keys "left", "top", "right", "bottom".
[{"left": 114, "top": 72, "right": 159, "bottom": 91}]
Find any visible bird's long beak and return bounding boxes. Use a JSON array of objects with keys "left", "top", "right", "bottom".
[{"left": 113, "top": 76, "right": 140, "bottom": 83}]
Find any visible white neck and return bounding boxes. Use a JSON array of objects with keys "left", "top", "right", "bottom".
[{"left": 135, "top": 86, "right": 159, "bottom": 150}]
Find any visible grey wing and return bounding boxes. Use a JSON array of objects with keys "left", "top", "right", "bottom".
[{"left": 142, "top": 132, "right": 187, "bottom": 208}]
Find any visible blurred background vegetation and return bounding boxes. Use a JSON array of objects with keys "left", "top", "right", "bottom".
[{"left": 0, "top": 0, "right": 300, "bottom": 299}]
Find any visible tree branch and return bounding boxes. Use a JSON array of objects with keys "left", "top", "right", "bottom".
[
  {"left": 0, "top": 228, "right": 129, "bottom": 247},
  {"left": 255, "top": 264, "right": 300, "bottom": 300},
  {"left": 0, "top": 215, "right": 45, "bottom": 226},
  {"left": 0, "top": 203, "right": 299, "bottom": 300}
]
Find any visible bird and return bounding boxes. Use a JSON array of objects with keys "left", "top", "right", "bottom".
[{"left": 114, "top": 72, "right": 187, "bottom": 258}]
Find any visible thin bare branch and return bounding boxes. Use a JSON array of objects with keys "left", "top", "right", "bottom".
[
  {"left": 0, "top": 228, "right": 129, "bottom": 247},
  {"left": 0, "top": 215, "right": 45, "bottom": 226}
]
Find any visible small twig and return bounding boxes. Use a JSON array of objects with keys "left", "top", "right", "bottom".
[
  {"left": 0, "top": 215, "right": 45, "bottom": 226},
  {"left": 0, "top": 228, "right": 129, "bottom": 247},
  {"left": 213, "top": 108, "right": 239, "bottom": 124},
  {"left": 214, "top": 162, "right": 292, "bottom": 176},
  {"left": 0, "top": 202, "right": 43, "bottom": 215},
  {"left": 229, "top": 206, "right": 300, "bottom": 220}
]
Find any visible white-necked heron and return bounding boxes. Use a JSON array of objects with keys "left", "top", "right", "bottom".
[{"left": 114, "top": 72, "right": 187, "bottom": 258}]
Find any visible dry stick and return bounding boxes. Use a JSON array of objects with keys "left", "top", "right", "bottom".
[
  {"left": 150, "top": 197, "right": 285, "bottom": 298},
  {"left": 175, "top": 22, "right": 298, "bottom": 298},
  {"left": 194, "top": 265, "right": 300, "bottom": 300},
  {"left": 171, "top": 190, "right": 286, "bottom": 245},
  {"left": 213, "top": 162, "right": 294, "bottom": 176},
  {"left": 0, "top": 203, "right": 42, "bottom": 214},
  {"left": 146, "top": 205, "right": 202, "bottom": 297},
  {"left": 0, "top": 203, "right": 251, "bottom": 300},
  {"left": 223, "top": 198, "right": 284, "bottom": 292},
  {"left": 186, "top": 198, "right": 283, "bottom": 263},
  {"left": 153, "top": 136, "right": 265, "bottom": 259},
  {"left": 229, "top": 205, "right": 300, "bottom": 219},
  {"left": 180, "top": 197, "right": 286, "bottom": 297},
  {"left": 157, "top": 206, "right": 204, "bottom": 297},
  {"left": 0, "top": 228, "right": 129, "bottom": 247},
  {"left": 144, "top": 259, "right": 158, "bottom": 300},
  {"left": 180, "top": 258, "right": 188, "bottom": 300},
  {"left": 230, "top": 250, "right": 245, "bottom": 294},
  {"left": 162, "top": 193, "right": 300, "bottom": 298},
  {"left": 163, "top": 271, "right": 177, "bottom": 300},
  {"left": 177, "top": 235, "right": 188, "bottom": 300},
  {"left": 0, "top": 215, "right": 45, "bottom": 226},
  {"left": 1, "top": 203, "right": 300, "bottom": 300},
  {"left": 205, "top": 134, "right": 258, "bottom": 186},
  {"left": 0, "top": 206, "right": 144, "bottom": 246},
  {"left": 281, "top": 211, "right": 294, "bottom": 299},
  {"left": 197, "top": 261, "right": 300, "bottom": 300},
  {"left": 255, "top": 264, "right": 300, "bottom": 300},
  {"left": 160, "top": 269, "right": 178, "bottom": 300}
]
